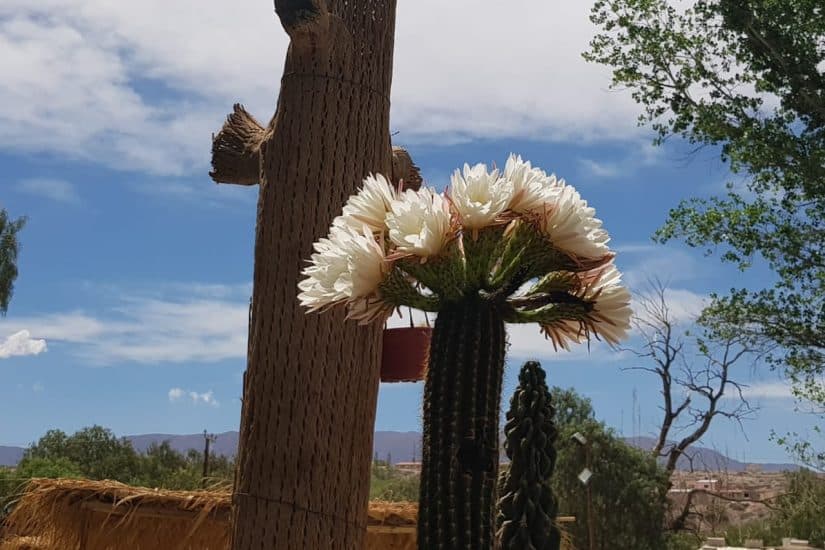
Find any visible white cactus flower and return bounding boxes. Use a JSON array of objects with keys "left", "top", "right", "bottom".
[
  {"left": 386, "top": 187, "right": 452, "bottom": 258},
  {"left": 539, "top": 184, "right": 610, "bottom": 260},
  {"left": 298, "top": 232, "right": 351, "bottom": 311},
  {"left": 582, "top": 263, "right": 632, "bottom": 345},
  {"left": 504, "top": 154, "right": 561, "bottom": 214},
  {"left": 298, "top": 225, "right": 387, "bottom": 311},
  {"left": 333, "top": 173, "right": 396, "bottom": 234},
  {"left": 342, "top": 227, "right": 388, "bottom": 299},
  {"left": 542, "top": 263, "right": 632, "bottom": 349},
  {"left": 448, "top": 163, "right": 512, "bottom": 229}
]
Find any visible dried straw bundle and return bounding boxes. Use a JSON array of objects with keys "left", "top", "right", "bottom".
[
  {"left": 2, "top": 478, "right": 230, "bottom": 550},
  {"left": 365, "top": 501, "right": 417, "bottom": 550},
  {"left": 2, "top": 479, "right": 575, "bottom": 549},
  {"left": 1, "top": 479, "right": 422, "bottom": 550}
]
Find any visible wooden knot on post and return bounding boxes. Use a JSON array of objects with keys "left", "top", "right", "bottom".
[
  {"left": 209, "top": 104, "right": 266, "bottom": 186},
  {"left": 275, "top": 0, "right": 330, "bottom": 36},
  {"left": 391, "top": 146, "right": 423, "bottom": 191}
]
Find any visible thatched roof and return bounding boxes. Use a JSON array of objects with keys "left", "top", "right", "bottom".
[
  {"left": 1, "top": 479, "right": 570, "bottom": 550},
  {"left": 0, "top": 536, "right": 46, "bottom": 550},
  {"left": 1, "top": 479, "right": 230, "bottom": 550},
  {"left": 0, "top": 479, "right": 417, "bottom": 550}
]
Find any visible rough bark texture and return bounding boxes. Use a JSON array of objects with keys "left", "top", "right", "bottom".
[
  {"left": 418, "top": 297, "right": 507, "bottom": 550},
  {"left": 220, "top": 2, "right": 398, "bottom": 549}
]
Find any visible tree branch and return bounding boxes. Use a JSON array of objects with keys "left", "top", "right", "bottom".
[{"left": 209, "top": 104, "right": 267, "bottom": 186}]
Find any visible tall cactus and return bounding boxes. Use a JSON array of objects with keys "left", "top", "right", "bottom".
[
  {"left": 296, "top": 156, "right": 632, "bottom": 550},
  {"left": 496, "top": 361, "right": 562, "bottom": 550},
  {"left": 418, "top": 296, "right": 506, "bottom": 550}
]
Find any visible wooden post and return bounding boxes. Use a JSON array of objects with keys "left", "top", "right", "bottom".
[
  {"left": 586, "top": 442, "right": 595, "bottom": 550},
  {"left": 202, "top": 430, "right": 215, "bottom": 489},
  {"left": 208, "top": 2, "right": 418, "bottom": 548}
]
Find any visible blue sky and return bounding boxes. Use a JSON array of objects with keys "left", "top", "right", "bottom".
[{"left": 0, "top": 1, "right": 816, "bottom": 463}]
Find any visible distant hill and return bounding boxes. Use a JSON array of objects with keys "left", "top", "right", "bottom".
[
  {"left": 1, "top": 431, "right": 798, "bottom": 472},
  {"left": 621, "top": 436, "right": 798, "bottom": 473},
  {"left": 127, "top": 432, "right": 240, "bottom": 458},
  {"left": 0, "top": 446, "right": 24, "bottom": 467}
]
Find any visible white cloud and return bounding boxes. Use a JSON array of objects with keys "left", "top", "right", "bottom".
[
  {"left": 189, "top": 390, "right": 219, "bottom": 407},
  {"left": 579, "top": 159, "right": 621, "bottom": 179},
  {"left": 613, "top": 242, "right": 659, "bottom": 255},
  {"left": 506, "top": 323, "right": 628, "bottom": 363},
  {"left": 169, "top": 387, "right": 219, "bottom": 407},
  {"left": 620, "top": 247, "right": 701, "bottom": 289},
  {"left": 577, "top": 140, "right": 665, "bottom": 180},
  {"left": 741, "top": 381, "right": 795, "bottom": 400},
  {"left": 0, "top": 1, "right": 647, "bottom": 176},
  {"left": 391, "top": 2, "right": 642, "bottom": 144},
  {"left": 0, "top": 329, "right": 47, "bottom": 359},
  {"left": 32, "top": 382, "right": 45, "bottom": 393},
  {"left": 16, "top": 178, "right": 80, "bottom": 204},
  {"left": 129, "top": 179, "right": 258, "bottom": 209},
  {"left": 0, "top": 286, "right": 248, "bottom": 365},
  {"left": 632, "top": 287, "right": 708, "bottom": 325}
]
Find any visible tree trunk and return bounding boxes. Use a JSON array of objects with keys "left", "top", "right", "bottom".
[{"left": 213, "top": 2, "right": 398, "bottom": 548}]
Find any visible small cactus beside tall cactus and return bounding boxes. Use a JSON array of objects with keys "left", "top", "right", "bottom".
[
  {"left": 298, "top": 155, "right": 632, "bottom": 550},
  {"left": 496, "top": 360, "right": 562, "bottom": 550}
]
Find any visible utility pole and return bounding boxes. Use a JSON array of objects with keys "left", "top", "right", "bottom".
[
  {"left": 586, "top": 443, "right": 595, "bottom": 550},
  {"left": 202, "top": 430, "right": 217, "bottom": 489}
]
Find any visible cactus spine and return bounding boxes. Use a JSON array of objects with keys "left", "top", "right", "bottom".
[
  {"left": 496, "top": 361, "right": 561, "bottom": 550},
  {"left": 418, "top": 296, "right": 506, "bottom": 550}
]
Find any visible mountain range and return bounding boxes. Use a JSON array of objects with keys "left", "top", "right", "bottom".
[{"left": 1, "top": 431, "right": 797, "bottom": 472}]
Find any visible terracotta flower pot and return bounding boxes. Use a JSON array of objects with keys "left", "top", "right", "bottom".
[{"left": 380, "top": 327, "right": 432, "bottom": 382}]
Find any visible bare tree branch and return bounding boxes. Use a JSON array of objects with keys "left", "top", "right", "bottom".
[{"left": 627, "top": 280, "right": 761, "bottom": 532}]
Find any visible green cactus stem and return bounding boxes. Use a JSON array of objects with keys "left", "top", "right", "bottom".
[
  {"left": 418, "top": 295, "right": 506, "bottom": 550},
  {"left": 496, "top": 361, "right": 561, "bottom": 550}
]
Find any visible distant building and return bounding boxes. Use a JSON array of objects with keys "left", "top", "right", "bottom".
[
  {"left": 395, "top": 462, "right": 422, "bottom": 475},
  {"left": 695, "top": 478, "right": 719, "bottom": 490},
  {"left": 699, "top": 536, "right": 817, "bottom": 549}
]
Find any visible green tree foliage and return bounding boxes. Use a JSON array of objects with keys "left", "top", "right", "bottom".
[
  {"left": 549, "top": 387, "right": 671, "bottom": 550},
  {"left": 369, "top": 460, "right": 419, "bottom": 502},
  {"left": 24, "top": 426, "right": 139, "bottom": 481},
  {"left": 497, "top": 361, "right": 561, "bottom": 550},
  {"left": 0, "top": 458, "right": 83, "bottom": 519},
  {"left": 772, "top": 469, "right": 825, "bottom": 546},
  {"left": 550, "top": 386, "right": 595, "bottom": 429},
  {"left": 584, "top": 0, "right": 825, "bottom": 466},
  {"left": 0, "top": 209, "right": 26, "bottom": 315},
  {"left": 554, "top": 420, "right": 670, "bottom": 550},
  {"left": 21, "top": 426, "right": 234, "bottom": 490},
  {"left": 1, "top": 426, "right": 235, "bottom": 521},
  {"left": 15, "top": 457, "right": 84, "bottom": 479},
  {"left": 132, "top": 442, "right": 191, "bottom": 489}
]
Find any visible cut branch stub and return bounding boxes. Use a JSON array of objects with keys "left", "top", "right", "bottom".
[
  {"left": 391, "top": 146, "right": 422, "bottom": 191},
  {"left": 275, "top": 0, "right": 329, "bottom": 35},
  {"left": 209, "top": 104, "right": 266, "bottom": 186}
]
